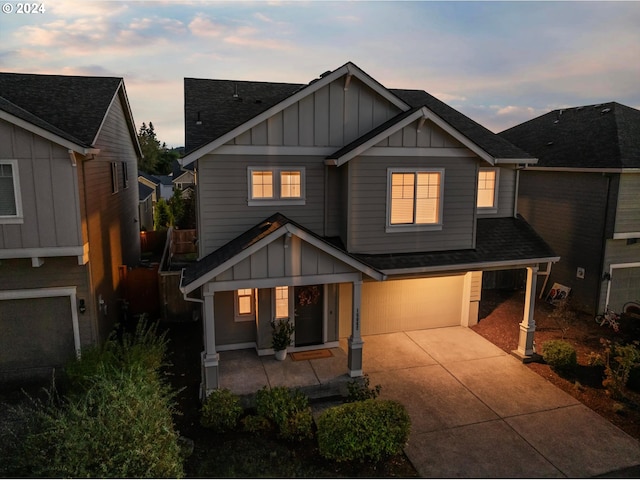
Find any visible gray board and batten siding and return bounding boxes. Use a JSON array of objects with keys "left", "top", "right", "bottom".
[
  {"left": 615, "top": 173, "right": 640, "bottom": 236},
  {"left": 0, "top": 118, "right": 84, "bottom": 251}
]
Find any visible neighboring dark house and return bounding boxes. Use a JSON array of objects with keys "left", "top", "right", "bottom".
[
  {"left": 0, "top": 72, "right": 142, "bottom": 382},
  {"left": 178, "top": 62, "right": 558, "bottom": 396},
  {"left": 500, "top": 102, "right": 640, "bottom": 315}
]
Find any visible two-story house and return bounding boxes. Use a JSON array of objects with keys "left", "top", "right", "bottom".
[
  {"left": 500, "top": 103, "right": 640, "bottom": 316},
  {"left": 0, "top": 73, "right": 142, "bottom": 382},
  {"left": 179, "top": 62, "right": 558, "bottom": 395}
]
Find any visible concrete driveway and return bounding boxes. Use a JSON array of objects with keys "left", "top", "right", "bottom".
[{"left": 358, "top": 327, "right": 640, "bottom": 478}]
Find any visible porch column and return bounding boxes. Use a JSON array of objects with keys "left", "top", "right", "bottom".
[
  {"left": 201, "top": 290, "right": 220, "bottom": 397},
  {"left": 514, "top": 266, "right": 538, "bottom": 361},
  {"left": 348, "top": 278, "right": 364, "bottom": 377}
]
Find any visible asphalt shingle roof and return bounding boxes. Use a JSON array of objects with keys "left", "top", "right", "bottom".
[
  {"left": 499, "top": 102, "right": 640, "bottom": 169},
  {"left": 184, "top": 78, "right": 303, "bottom": 154},
  {"left": 182, "top": 213, "right": 557, "bottom": 289},
  {"left": 183, "top": 64, "right": 532, "bottom": 161},
  {"left": 138, "top": 182, "right": 154, "bottom": 201},
  {"left": 354, "top": 216, "right": 557, "bottom": 272},
  {"left": 0, "top": 73, "right": 123, "bottom": 147}
]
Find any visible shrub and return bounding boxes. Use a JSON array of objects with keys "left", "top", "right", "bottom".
[
  {"left": 593, "top": 339, "right": 640, "bottom": 399},
  {"left": 7, "top": 319, "right": 183, "bottom": 478},
  {"left": 241, "top": 414, "right": 272, "bottom": 433},
  {"left": 346, "top": 373, "right": 382, "bottom": 402},
  {"left": 14, "top": 365, "right": 183, "bottom": 478},
  {"left": 316, "top": 399, "right": 410, "bottom": 462},
  {"left": 542, "top": 340, "right": 577, "bottom": 373},
  {"left": 255, "top": 386, "right": 313, "bottom": 440},
  {"left": 200, "top": 389, "right": 243, "bottom": 432}
]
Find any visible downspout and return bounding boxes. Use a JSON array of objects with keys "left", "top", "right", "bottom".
[
  {"left": 323, "top": 165, "right": 329, "bottom": 237},
  {"left": 514, "top": 166, "right": 521, "bottom": 218}
]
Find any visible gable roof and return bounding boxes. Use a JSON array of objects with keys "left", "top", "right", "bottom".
[
  {"left": 182, "top": 62, "right": 533, "bottom": 166},
  {"left": 138, "top": 182, "right": 154, "bottom": 202},
  {"left": 0, "top": 72, "right": 141, "bottom": 156},
  {"left": 499, "top": 102, "right": 640, "bottom": 169},
  {"left": 180, "top": 212, "right": 385, "bottom": 293},
  {"left": 355, "top": 215, "right": 558, "bottom": 274}
]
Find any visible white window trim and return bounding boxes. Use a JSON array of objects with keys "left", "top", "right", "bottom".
[
  {"left": 386, "top": 167, "right": 444, "bottom": 233},
  {"left": 247, "top": 166, "right": 306, "bottom": 206},
  {"left": 234, "top": 288, "right": 256, "bottom": 322},
  {"left": 273, "top": 286, "right": 292, "bottom": 320},
  {"left": 477, "top": 167, "right": 499, "bottom": 213},
  {"left": 0, "top": 159, "right": 24, "bottom": 224}
]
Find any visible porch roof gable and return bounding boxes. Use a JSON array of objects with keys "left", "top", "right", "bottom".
[{"left": 180, "top": 213, "right": 385, "bottom": 293}]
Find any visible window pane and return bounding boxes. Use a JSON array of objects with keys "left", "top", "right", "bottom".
[
  {"left": 390, "top": 173, "right": 415, "bottom": 224},
  {"left": 237, "top": 289, "right": 253, "bottom": 315},
  {"left": 280, "top": 171, "right": 301, "bottom": 198},
  {"left": 415, "top": 172, "right": 440, "bottom": 224},
  {"left": 252, "top": 171, "right": 273, "bottom": 198},
  {"left": 275, "top": 286, "right": 289, "bottom": 318},
  {"left": 477, "top": 170, "right": 496, "bottom": 208},
  {"left": 0, "top": 164, "right": 17, "bottom": 216}
]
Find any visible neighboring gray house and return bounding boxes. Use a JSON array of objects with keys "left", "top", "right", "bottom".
[
  {"left": 178, "top": 62, "right": 558, "bottom": 395},
  {"left": 500, "top": 102, "right": 640, "bottom": 315},
  {"left": 0, "top": 72, "right": 142, "bottom": 382},
  {"left": 138, "top": 182, "right": 154, "bottom": 232}
]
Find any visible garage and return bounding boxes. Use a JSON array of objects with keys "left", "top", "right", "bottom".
[
  {"left": 340, "top": 275, "right": 467, "bottom": 336},
  {"left": 608, "top": 265, "right": 640, "bottom": 313},
  {"left": 0, "top": 288, "right": 79, "bottom": 382}
]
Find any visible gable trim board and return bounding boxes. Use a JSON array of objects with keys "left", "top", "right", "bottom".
[
  {"left": 0, "top": 286, "right": 81, "bottom": 357},
  {"left": 182, "top": 62, "right": 411, "bottom": 165},
  {"left": 0, "top": 244, "right": 90, "bottom": 265},
  {"left": 181, "top": 213, "right": 385, "bottom": 294}
]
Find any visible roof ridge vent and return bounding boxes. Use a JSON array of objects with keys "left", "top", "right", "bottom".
[{"left": 601, "top": 108, "right": 611, "bottom": 114}]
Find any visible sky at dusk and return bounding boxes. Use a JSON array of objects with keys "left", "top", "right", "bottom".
[{"left": 1, "top": 0, "right": 639, "bottom": 148}]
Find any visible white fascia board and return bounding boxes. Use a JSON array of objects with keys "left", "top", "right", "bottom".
[
  {"left": 181, "top": 62, "right": 411, "bottom": 166},
  {"left": 0, "top": 245, "right": 86, "bottom": 260},
  {"left": 0, "top": 110, "right": 91, "bottom": 155},
  {"left": 284, "top": 224, "right": 386, "bottom": 281},
  {"left": 334, "top": 109, "right": 425, "bottom": 166},
  {"left": 613, "top": 232, "right": 640, "bottom": 240},
  {"left": 334, "top": 106, "right": 498, "bottom": 166},
  {"left": 93, "top": 81, "right": 143, "bottom": 158},
  {"left": 418, "top": 107, "right": 495, "bottom": 165},
  {"left": 522, "top": 166, "right": 631, "bottom": 173},
  {"left": 495, "top": 158, "right": 538, "bottom": 165},
  {"left": 381, "top": 256, "right": 560, "bottom": 276},
  {"left": 181, "top": 227, "right": 289, "bottom": 294}
]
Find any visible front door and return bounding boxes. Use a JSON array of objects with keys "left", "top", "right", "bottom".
[{"left": 294, "top": 285, "right": 323, "bottom": 347}]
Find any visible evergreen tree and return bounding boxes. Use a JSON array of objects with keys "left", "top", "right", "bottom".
[
  {"left": 138, "top": 122, "right": 161, "bottom": 173},
  {"left": 154, "top": 198, "right": 172, "bottom": 230}
]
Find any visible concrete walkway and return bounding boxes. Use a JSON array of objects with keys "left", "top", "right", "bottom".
[{"left": 219, "top": 327, "right": 640, "bottom": 477}]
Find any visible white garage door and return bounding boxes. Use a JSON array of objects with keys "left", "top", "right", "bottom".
[
  {"left": 360, "top": 276, "right": 465, "bottom": 335},
  {"left": 609, "top": 266, "right": 640, "bottom": 313}
]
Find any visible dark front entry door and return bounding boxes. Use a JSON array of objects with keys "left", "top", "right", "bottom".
[{"left": 294, "top": 285, "right": 323, "bottom": 347}]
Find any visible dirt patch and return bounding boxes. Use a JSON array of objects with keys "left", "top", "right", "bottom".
[{"left": 473, "top": 289, "right": 640, "bottom": 441}]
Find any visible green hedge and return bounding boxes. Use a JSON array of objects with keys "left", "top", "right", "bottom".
[{"left": 316, "top": 399, "right": 410, "bottom": 462}]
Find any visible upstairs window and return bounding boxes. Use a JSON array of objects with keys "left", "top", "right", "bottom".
[
  {"left": 248, "top": 167, "right": 305, "bottom": 206},
  {"left": 387, "top": 169, "right": 443, "bottom": 231},
  {"left": 0, "top": 160, "right": 23, "bottom": 223},
  {"left": 477, "top": 168, "right": 499, "bottom": 211},
  {"left": 122, "top": 162, "right": 129, "bottom": 189}
]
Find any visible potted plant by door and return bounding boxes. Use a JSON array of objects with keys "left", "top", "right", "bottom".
[{"left": 270, "top": 318, "right": 294, "bottom": 361}]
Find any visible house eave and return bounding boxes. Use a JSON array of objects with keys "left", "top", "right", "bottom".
[{"left": 381, "top": 256, "right": 560, "bottom": 276}]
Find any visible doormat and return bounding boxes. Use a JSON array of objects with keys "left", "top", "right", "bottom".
[{"left": 290, "top": 349, "right": 333, "bottom": 361}]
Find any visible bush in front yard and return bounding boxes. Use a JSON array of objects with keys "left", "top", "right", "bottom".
[
  {"left": 255, "top": 386, "right": 313, "bottom": 441},
  {"left": 316, "top": 399, "right": 410, "bottom": 462},
  {"left": 5, "top": 318, "right": 183, "bottom": 478},
  {"left": 542, "top": 340, "right": 577, "bottom": 373},
  {"left": 200, "top": 388, "right": 243, "bottom": 432}
]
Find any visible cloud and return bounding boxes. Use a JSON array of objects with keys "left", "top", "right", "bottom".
[
  {"left": 188, "top": 14, "right": 225, "bottom": 37},
  {"left": 48, "top": 1, "right": 128, "bottom": 18}
]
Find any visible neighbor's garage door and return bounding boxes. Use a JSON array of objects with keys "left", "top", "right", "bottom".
[
  {"left": 360, "top": 276, "right": 465, "bottom": 335},
  {"left": 609, "top": 266, "right": 640, "bottom": 313},
  {"left": 0, "top": 296, "right": 76, "bottom": 381}
]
